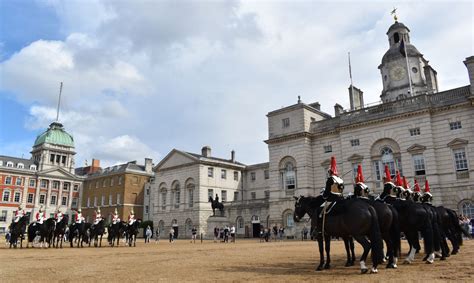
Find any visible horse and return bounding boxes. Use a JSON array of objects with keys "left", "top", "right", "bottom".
[
  {"left": 27, "top": 218, "right": 56, "bottom": 248},
  {"left": 208, "top": 196, "right": 224, "bottom": 216},
  {"left": 126, "top": 219, "right": 141, "bottom": 247},
  {"left": 53, "top": 215, "right": 69, "bottom": 249},
  {"left": 379, "top": 183, "right": 436, "bottom": 264},
  {"left": 294, "top": 195, "right": 384, "bottom": 274},
  {"left": 108, "top": 221, "right": 127, "bottom": 247},
  {"left": 353, "top": 183, "right": 401, "bottom": 268},
  {"left": 89, "top": 219, "right": 106, "bottom": 247},
  {"left": 68, "top": 222, "right": 91, "bottom": 248},
  {"left": 9, "top": 216, "right": 28, "bottom": 248}
]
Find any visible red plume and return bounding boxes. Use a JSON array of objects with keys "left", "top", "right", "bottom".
[
  {"left": 356, "top": 164, "right": 364, "bottom": 183},
  {"left": 424, "top": 179, "right": 431, "bottom": 193},
  {"left": 395, "top": 171, "right": 403, "bottom": 186},
  {"left": 403, "top": 176, "right": 410, "bottom": 189},
  {"left": 384, "top": 165, "right": 392, "bottom": 183},
  {"left": 329, "top": 156, "right": 338, "bottom": 176},
  {"left": 413, "top": 179, "right": 421, "bottom": 192}
]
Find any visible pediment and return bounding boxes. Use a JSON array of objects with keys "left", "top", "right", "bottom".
[
  {"left": 347, "top": 154, "right": 364, "bottom": 162},
  {"left": 39, "top": 167, "right": 79, "bottom": 179},
  {"left": 155, "top": 149, "right": 198, "bottom": 171},
  {"left": 447, "top": 138, "right": 468, "bottom": 148},
  {"left": 407, "top": 144, "right": 427, "bottom": 153}
]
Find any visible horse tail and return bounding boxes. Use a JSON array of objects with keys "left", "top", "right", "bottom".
[
  {"left": 368, "top": 205, "right": 384, "bottom": 265},
  {"left": 389, "top": 206, "right": 401, "bottom": 258},
  {"left": 447, "top": 209, "right": 469, "bottom": 244}
]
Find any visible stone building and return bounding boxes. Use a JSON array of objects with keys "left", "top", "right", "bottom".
[
  {"left": 149, "top": 20, "right": 474, "bottom": 239},
  {"left": 81, "top": 159, "right": 153, "bottom": 223},
  {"left": 0, "top": 122, "right": 83, "bottom": 232}
]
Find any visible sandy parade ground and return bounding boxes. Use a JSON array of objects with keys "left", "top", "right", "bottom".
[{"left": 0, "top": 237, "right": 473, "bottom": 282}]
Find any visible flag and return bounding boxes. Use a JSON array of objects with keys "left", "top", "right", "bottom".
[{"left": 399, "top": 38, "right": 406, "bottom": 57}]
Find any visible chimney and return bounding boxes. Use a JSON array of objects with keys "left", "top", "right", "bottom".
[
  {"left": 334, "top": 103, "right": 344, "bottom": 117},
  {"left": 145, "top": 158, "right": 153, "bottom": 173},
  {"left": 201, "top": 146, "right": 211, "bottom": 157},
  {"left": 231, "top": 150, "right": 235, "bottom": 162},
  {"left": 309, "top": 102, "right": 321, "bottom": 110},
  {"left": 92, "top": 159, "right": 100, "bottom": 168},
  {"left": 89, "top": 159, "right": 101, "bottom": 174},
  {"left": 464, "top": 56, "right": 474, "bottom": 96},
  {"left": 348, "top": 85, "right": 364, "bottom": 110}
]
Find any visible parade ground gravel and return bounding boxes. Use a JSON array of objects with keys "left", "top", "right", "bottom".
[{"left": 0, "top": 237, "right": 473, "bottom": 282}]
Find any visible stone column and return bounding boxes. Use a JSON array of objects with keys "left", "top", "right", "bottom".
[
  {"left": 58, "top": 180, "right": 64, "bottom": 209},
  {"left": 34, "top": 178, "right": 41, "bottom": 207},
  {"left": 22, "top": 176, "right": 28, "bottom": 207},
  {"left": 68, "top": 183, "right": 74, "bottom": 210},
  {"left": 46, "top": 179, "right": 52, "bottom": 209}
]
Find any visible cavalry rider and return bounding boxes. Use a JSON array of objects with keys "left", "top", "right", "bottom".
[
  {"left": 379, "top": 165, "right": 397, "bottom": 201},
  {"left": 394, "top": 171, "right": 406, "bottom": 199},
  {"left": 13, "top": 205, "right": 25, "bottom": 223},
  {"left": 128, "top": 209, "right": 136, "bottom": 225},
  {"left": 94, "top": 207, "right": 102, "bottom": 225},
  {"left": 412, "top": 179, "right": 422, "bottom": 202},
  {"left": 421, "top": 179, "right": 433, "bottom": 204},
  {"left": 54, "top": 208, "right": 64, "bottom": 223},
  {"left": 35, "top": 205, "right": 46, "bottom": 224},
  {"left": 353, "top": 164, "right": 370, "bottom": 199},
  {"left": 323, "top": 156, "right": 344, "bottom": 201},
  {"left": 401, "top": 176, "right": 413, "bottom": 200},
  {"left": 112, "top": 208, "right": 120, "bottom": 225},
  {"left": 75, "top": 208, "right": 85, "bottom": 224}
]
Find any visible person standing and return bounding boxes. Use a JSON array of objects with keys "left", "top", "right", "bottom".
[
  {"left": 155, "top": 228, "right": 160, "bottom": 243},
  {"left": 223, "top": 225, "right": 229, "bottom": 243},
  {"left": 213, "top": 226, "right": 218, "bottom": 243},
  {"left": 230, "top": 225, "right": 236, "bottom": 243},
  {"left": 191, "top": 226, "right": 197, "bottom": 243},
  {"left": 145, "top": 225, "right": 152, "bottom": 243},
  {"left": 169, "top": 227, "right": 175, "bottom": 243}
]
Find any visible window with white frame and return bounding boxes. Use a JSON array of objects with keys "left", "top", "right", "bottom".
[
  {"left": 14, "top": 191, "right": 21, "bottom": 202},
  {"left": 264, "top": 190, "right": 270, "bottom": 199},
  {"left": 174, "top": 190, "right": 180, "bottom": 208},
  {"left": 373, "top": 147, "right": 402, "bottom": 181},
  {"left": 110, "top": 177, "right": 114, "bottom": 186},
  {"left": 17, "top": 163, "right": 24, "bottom": 169},
  {"left": 15, "top": 177, "right": 22, "bottom": 186},
  {"left": 94, "top": 196, "right": 97, "bottom": 207},
  {"left": 208, "top": 167, "right": 214, "bottom": 178},
  {"left": 41, "top": 179, "right": 47, "bottom": 188},
  {"left": 30, "top": 165, "right": 36, "bottom": 170},
  {"left": 208, "top": 189, "right": 214, "bottom": 199},
  {"left": 118, "top": 176, "right": 123, "bottom": 185},
  {"left": 449, "top": 121, "right": 462, "bottom": 130},
  {"left": 62, "top": 196, "right": 67, "bottom": 206},
  {"left": 409, "top": 128, "right": 421, "bottom": 136},
  {"left": 251, "top": 192, "right": 256, "bottom": 199},
  {"left": 87, "top": 197, "right": 91, "bottom": 207},
  {"left": 237, "top": 217, "right": 244, "bottom": 229},
  {"left": 6, "top": 161, "right": 13, "bottom": 167},
  {"left": 413, "top": 154, "right": 426, "bottom": 176},
  {"left": 453, "top": 148, "right": 468, "bottom": 171},
  {"left": 53, "top": 181, "right": 60, "bottom": 189},
  {"left": 27, "top": 193, "right": 34, "bottom": 203},
  {"left": 109, "top": 194, "right": 112, "bottom": 205},
  {"left": 63, "top": 182, "right": 70, "bottom": 191},
  {"left": 29, "top": 179, "right": 36, "bottom": 187},
  {"left": 221, "top": 190, "right": 227, "bottom": 202},
  {"left": 187, "top": 184, "right": 194, "bottom": 208},
  {"left": 74, "top": 184, "right": 79, "bottom": 191},
  {"left": 282, "top": 118, "right": 290, "bottom": 128},
  {"left": 101, "top": 195, "right": 105, "bottom": 206},
  {"left": 72, "top": 198, "right": 78, "bottom": 207},
  {"left": 264, "top": 169, "right": 269, "bottom": 179},
  {"left": 50, "top": 195, "right": 57, "bottom": 205},
  {"left": 283, "top": 162, "right": 296, "bottom": 190},
  {"left": 461, "top": 201, "right": 474, "bottom": 219},
  {"left": 117, "top": 194, "right": 121, "bottom": 205},
  {"left": 5, "top": 176, "right": 12, "bottom": 185},
  {"left": 234, "top": 171, "right": 239, "bottom": 181},
  {"left": 2, "top": 190, "right": 11, "bottom": 202},
  {"left": 250, "top": 172, "right": 256, "bottom": 181},
  {"left": 234, "top": 191, "right": 239, "bottom": 201},
  {"left": 0, "top": 210, "right": 7, "bottom": 222},
  {"left": 39, "top": 194, "right": 46, "bottom": 204},
  {"left": 221, "top": 169, "right": 227, "bottom": 179},
  {"left": 285, "top": 211, "right": 294, "bottom": 227},
  {"left": 161, "top": 191, "right": 166, "bottom": 210}
]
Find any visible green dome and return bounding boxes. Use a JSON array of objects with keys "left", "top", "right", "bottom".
[{"left": 33, "top": 122, "right": 74, "bottom": 147}]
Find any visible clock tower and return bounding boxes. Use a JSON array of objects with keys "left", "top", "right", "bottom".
[{"left": 378, "top": 21, "right": 438, "bottom": 103}]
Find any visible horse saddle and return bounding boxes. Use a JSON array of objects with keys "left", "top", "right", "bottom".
[{"left": 319, "top": 201, "right": 337, "bottom": 218}]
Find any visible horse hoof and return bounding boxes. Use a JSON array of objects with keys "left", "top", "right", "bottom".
[
  {"left": 316, "top": 266, "right": 324, "bottom": 271},
  {"left": 426, "top": 260, "right": 434, "bottom": 264},
  {"left": 451, "top": 250, "right": 458, "bottom": 255},
  {"left": 403, "top": 259, "right": 411, "bottom": 264},
  {"left": 440, "top": 256, "right": 446, "bottom": 261},
  {"left": 324, "top": 264, "right": 330, "bottom": 269},
  {"left": 361, "top": 268, "right": 369, "bottom": 274},
  {"left": 386, "top": 263, "right": 396, "bottom": 269},
  {"left": 370, "top": 267, "right": 378, "bottom": 274}
]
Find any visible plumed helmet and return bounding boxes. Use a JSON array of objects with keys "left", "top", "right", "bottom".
[
  {"left": 355, "top": 164, "right": 364, "bottom": 183},
  {"left": 424, "top": 179, "right": 432, "bottom": 195},
  {"left": 114, "top": 208, "right": 118, "bottom": 214},
  {"left": 78, "top": 208, "right": 82, "bottom": 213},
  {"left": 97, "top": 207, "right": 101, "bottom": 213},
  {"left": 18, "top": 205, "right": 23, "bottom": 210},
  {"left": 329, "top": 156, "right": 339, "bottom": 176},
  {"left": 384, "top": 165, "right": 393, "bottom": 184},
  {"left": 130, "top": 209, "right": 135, "bottom": 215},
  {"left": 395, "top": 171, "right": 403, "bottom": 187},
  {"left": 413, "top": 179, "right": 421, "bottom": 193}
]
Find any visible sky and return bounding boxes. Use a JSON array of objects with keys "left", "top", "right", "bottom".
[{"left": 0, "top": 0, "right": 473, "bottom": 167}]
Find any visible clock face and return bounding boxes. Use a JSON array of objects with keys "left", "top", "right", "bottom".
[{"left": 390, "top": 65, "right": 406, "bottom": 81}]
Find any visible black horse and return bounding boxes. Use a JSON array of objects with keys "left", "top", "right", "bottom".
[
  {"left": 108, "top": 221, "right": 127, "bottom": 247},
  {"left": 294, "top": 195, "right": 384, "bottom": 274},
  {"left": 126, "top": 219, "right": 141, "bottom": 247},
  {"left": 53, "top": 215, "right": 69, "bottom": 248},
  {"left": 9, "top": 216, "right": 28, "bottom": 248},
  {"left": 379, "top": 183, "right": 436, "bottom": 264},
  {"left": 353, "top": 183, "right": 401, "bottom": 268},
  {"left": 89, "top": 219, "right": 106, "bottom": 247},
  {"left": 27, "top": 218, "right": 56, "bottom": 248},
  {"left": 69, "top": 222, "right": 91, "bottom": 248},
  {"left": 208, "top": 196, "right": 224, "bottom": 216}
]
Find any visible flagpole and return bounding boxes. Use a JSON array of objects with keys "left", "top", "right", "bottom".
[
  {"left": 56, "top": 82, "right": 63, "bottom": 122},
  {"left": 348, "top": 52, "right": 355, "bottom": 109}
]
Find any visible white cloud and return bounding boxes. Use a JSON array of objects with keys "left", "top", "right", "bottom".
[{"left": 1, "top": 1, "right": 473, "bottom": 166}]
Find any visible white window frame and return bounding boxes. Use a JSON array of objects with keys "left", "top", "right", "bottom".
[
  {"left": 453, "top": 148, "right": 469, "bottom": 171},
  {"left": 413, "top": 154, "right": 426, "bottom": 176},
  {"left": 62, "top": 196, "right": 67, "bottom": 206},
  {"left": 39, "top": 194, "right": 46, "bottom": 204},
  {"left": 2, "top": 190, "right": 11, "bottom": 202},
  {"left": 14, "top": 191, "right": 21, "bottom": 202},
  {"left": 50, "top": 195, "right": 57, "bottom": 205},
  {"left": 27, "top": 193, "right": 34, "bottom": 203}
]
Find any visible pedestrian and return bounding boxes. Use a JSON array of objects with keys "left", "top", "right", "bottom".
[
  {"left": 272, "top": 225, "right": 278, "bottom": 241},
  {"left": 155, "top": 228, "right": 160, "bottom": 243},
  {"left": 145, "top": 225, "right": 152, "bottom": 243},
  {"left": 191, "top": 226, "right": 197, "bottom": 243},
  {"left": 230, "top": 225, "right": 236, "bottom": 243},
  {"left": 278, "top": 226, "right": 285, "bottom": 241},
  {"left": 169, "top": 227, "right": 175, "bottom": 243},
  {"left": 213, "top": 226, "right": 219, "bottom": 243},
  {"left": 223, "top": 225, "right": 229, "bottom": 243}
]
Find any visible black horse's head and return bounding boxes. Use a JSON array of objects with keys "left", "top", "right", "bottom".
[
  {"left": 323, "top": 175, "right": 344, "bottom": 201},
  {"left": 293, "top": 195, "right": 323, "bottom": 222},
  {"left": 293, "top": 196, "right": 307, "bottom": 222},
  {"left": 354, "top": 182, "right": 370, "bottom": 198}
]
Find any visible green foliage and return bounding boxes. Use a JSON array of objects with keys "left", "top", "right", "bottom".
[{"left": 140, "top": 220, "right": 153, "bottom": 229}]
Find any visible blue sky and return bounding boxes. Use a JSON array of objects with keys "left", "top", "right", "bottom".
[{"left": 0, "top": 0, "right": 473, "bottom": 167}]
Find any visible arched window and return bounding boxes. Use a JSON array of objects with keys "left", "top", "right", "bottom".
[
  {"left": 280, "top": 157, "right": 297, "bottom": 190},
  {"left": 461, "top": 201, "right": 474, "bottom": 219},
  {"left": 185, "top": 218, "right": 193, "bottom": 237},
  {"left": 236, "top": 216, "right": 244, "bottom": 233},
  {"left": 6, "top": 161, "right": 13, "bottom": 167},
  {"left": 371, "top": 140, "right": 402, "bottom": 182},
  {"left": 394, "top": 32, "right": 400, "bottom": 43},
  {"left": 185, "top": 178, "right": 195, "bottom": 208},
  {"left": 159, "top": 183, "right": 167, "bottom": 211},
  {"left": 172, "top": 181, "right": 180, "bottom": 209},
  {"left": 282, "top": 210, "right": 294, "bottom": 228}
]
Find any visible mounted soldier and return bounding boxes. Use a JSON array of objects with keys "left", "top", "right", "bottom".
[
  {"left": 128, "top": 209, "right": 136, "bottom": 225},
  {"left": 54, "top": 208, "right": 63, "bottom": 223},
  {"left": 35, "top": 205, "right": 46, "bottom": 224},
  {"left": 112, "top": 208, "right": 120, "bottom": 225},
  {"left": 94, "top": 207, "right": 102, "bottom": 225},
  {"left": 412, "top": 179, "right": 422, "bottom": 202},
  {"left": 353, "top": 164, "right": 370, "bottom": 199},
  {"left": 75, "top": 208, "right": 85, "bottom": 224},
  {"left": 13, "top": 205, "right": 25, "bottom": 223},
  {"left": 322, "top": 156, "right": 344, "bottom": 202}
]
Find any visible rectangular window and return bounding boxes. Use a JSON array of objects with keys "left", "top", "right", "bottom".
[
  {"left": 453, "top": 149, "right": 468, "bottom": 171},
  {"left": 145, "top": 205, "right": 149, "bottom": 214},
  {"left": 234, "top": 191, "right": 239, "bottom": 201},
  {"left": 50, "top": 154, "right": 55, "bottom": 163},
  {"left": 2, "top": 191, "right": 10, "bottom": 202},
  {"left": 221, "top": 190, "right": 227, "bottom": 202},
  {"left": 72, "top": 198, "right": 78, "bottom": 207},
  {"left": 39, "top": 194, "right": 46, "bottom": 204},
  {"left": 15, "top": 177, "right": 22, "bottom": 186},
  {"left": 409, "top": 128, "right": 421, "bottom": 136},
  {"left": 50, "top": 195, "right": 57, "bottom": 205},
  {"left": 61, "top": 155, "right": 66, "bottom": 165},
  {"left": 110, "top": 177, "right": 114, "bottom": 186},
  {"left": 174, "top": 191, "right": 180, "bottom": 208},
  {"left": 53, "top": 181, "right": 60, "bottom": 189},
  {"left": 74, "top": 184, "right": 79, "bottom": 191},
  {"left": 233, "top": 171, "right": 239, "bottom": 181},
  {"left": 117, "top": 194, "right": 121, "bottom": 205},
  {"left": 208, "top": 189, "right": 214, "bottom": 199},
  {"left": 188, "top": 189, "right": 193, "bottom": 208},
  {"left": 29, "top": 179, "right": 36, "bottom": 187},
  {"left": 41, "top": 179, "right": 47, "bottom": 188},
  {"left": 161, "top": 192, "right": 166, "bottom": 210},
  {"left": 264, "top": 190, "right": 270, "bottom": 199},
  {"left": 449, "top": 121, "right": 462, "bottom": 130},
  {"left": 87, "top": 197, "right": 90, "bottom": 207},
  {"left": 56, "top": 155, "right": 60, "bottom": 163},
  {"left": 221, "top": 169, "right": 227, "bottom": 179},
  {"left": 0, "top": 210, "right": 7, "bottom": 222},
  {"left": 208, "top": 167, "right": 214, "bottom": 178},
  {"left": 109, "top": 194, "right": 112, "bottom": 205},
  {"left": 282, "top": 118, "right": 290, "bottom": 128},
  {"left": 95, "top": 181, "right": 98, "bottom": 188},
  {"left": 27, "top": 193, "right": 34, "bottom": 203},
  {"left": 350, "top": 139, "right": 360, "bottom": 147},
  {"left": 5, "top": 176, "right": 12, "bottom": 185},
  {"left": 118, "top": 176, "right": 123, "bottom": 185},
  {"left": 324, "top": 145, "right": 332, "bottom": 153},
  {"left": 101, "top": 195, "right": 105, "bottom": 206},
  {"left": 103, "top": 179, "right": 107, "bottom": 187},
  {"left": 14, "top": 192, "right": 21, "bottom": 202},
  {"left": 251, "top": 172, "right": 256, "bottom": 181},
  {"left": 63, "top": 182, "right": 70, "bottom": 191},
  {"left": 373, "top": 161, "right": 381, "bottom": 181},
  {"left": 264, "top": 170, "right": 269, "bottom": 180},
  {"left": 146, "top": 188, "right": 150, "bottom": 195},
  {"left": 62, "top": 196, "right": 67, "bottom": 206},
  {"left": 413, "top": 154, "right": 426, "bottom": 175},
  {"left": 251, "top": 192, "right": 256, "bottom": 200}
]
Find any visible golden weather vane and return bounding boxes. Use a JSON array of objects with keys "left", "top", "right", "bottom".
[{"left": 390, "top": 7, "right": 398, "bottom": 22}]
